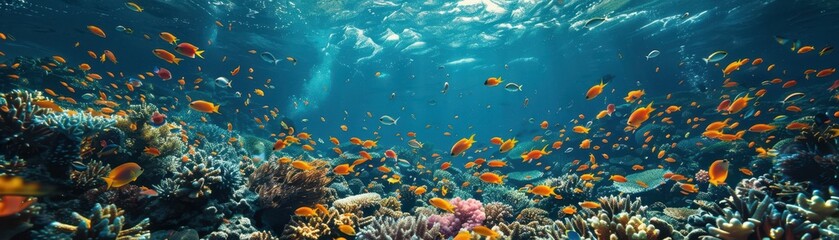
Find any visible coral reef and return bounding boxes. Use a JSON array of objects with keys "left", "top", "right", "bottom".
[
  {"left": 427, "top": 197, "right": 485, "bottom": 237},
  {"left": 49, "top": 203, "right": 150, "bottom": 240},
  {"left": 358, "top": 215, "right": 444, "bottom": 239}
]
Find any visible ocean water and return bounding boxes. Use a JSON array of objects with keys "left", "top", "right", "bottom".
[{"left": 1, "top": 0, "right": 838, "bottom": 239}]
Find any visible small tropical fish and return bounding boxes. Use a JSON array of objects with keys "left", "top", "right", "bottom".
[
  {"left": 450, "top": 134, "right": 476, "bottom": 156},
  {"left": 504, "top": 83, "right": 523, "bottom": 92},
  {"left": 585, "top": 80, "right": 607, "bottom": 100},
  {"left": 379, "top": 115, "right": 399, "bottom": 125},
  {"left": 159, "top": 32, "right": 179, "bottom": 44},
  {"left": 484, "top": 76, "right": 503, "bottom": 86},
  {"left": 102, "top": 162, "right": 143, "bottom": 189},
  {"left": 153, "top": 49, "right": 183, "bottom": 64},
  {"left": 429, "top": 197, "right": 455, "bottom": 213},
  {"left": 708, "top": 159, "right": 730, "bottom": 186},
  {"left": 125, "top": 2, "right": 143, "bottom": 12},
  {"left": 703, "top": 50, "right": 727, "bottom": 63},
  {"left": 645, "top": 49, "right": 660, "bottom": 60},
  {"left": 189, "top": 100, "right": 220, "bottom": 113},
  {"left": 87, "top": 25, "right": 106, "bottom": 38}
]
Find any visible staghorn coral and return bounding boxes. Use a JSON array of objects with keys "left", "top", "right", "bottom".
[
  {"left": 35, "top": 112, "right": 115, "bottom": 142},
  {"left": 786, "top": 187, "right": 839, "bottom": 222},
  {"left": 154, "top": 151, "right": 223, "bottom": 200},
  {"left": 358, "top": 215, "right": 444, "bottom": 240},
  {"left": 83, "top": 185, "right": 145, "bottom": 211},
  {"left": 70, "top": 160, "right": 111, "bottom": 191},
  {"left": 709, "top": 218, "right": 756, "bottom": 240},
  {"left": 249, "top": 231, "right": 279, "bottom": 240},
  {"left": 662, "top": 207, "right": 699, "bottom": 220},
  {"left": 376, "top": 196, "right": 405, "bottom": 218},
  {"left": 614, "top": 168, "right": 670, "bottom": 194},
  {"left": 0, "top": 89, "right": 55, "bottom": 159},
  {"left": 482, "top": 184, "right": 532, "bottom": 212},
  {"left": 0, "top": 154, "right": 26, "bottom": 175},
  {"left": 598, "top": 195, "right": 645, "bottom": 218},
  {"left": 250, "top": 157, "right": 331, "bottom": 209},
  {"left": 332, "top": 192, "right": 381, "bottom": 213},
  {"left": 49, "top": 203, "right": 150, "bottom": 240},
  {"left": 517, "top": 207, "right": 552, "bottom": 225},
  {"left": 280, "top": 215, "right": 330, "bottom": 240},
  {"left": 587, "top": 212, "right": 661, "bottom": 240},
  {"left": 426, "top": 197, "right": 485, "bottom": 237},
  {"left": 483, "top": 202, "right": 513, "bottom": 226}
]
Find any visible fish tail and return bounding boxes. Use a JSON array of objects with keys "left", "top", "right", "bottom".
[
  {"left": 213, "top": 104, "right": 220, "bottom": 114},
  {"left": 195, "top": 50, "right": 205, "bottom": 59},
  {"left": 274, "top": 60, "right": 280, "bottom": 65},
  {"left": 394, "top": 117, "right": 399, "bottom": 125},
  {"left": 702, "top": 58, "right": 709, "bottom": 64},
  {"left": 173, "top": 58, "right": 183, "bottom": 65}
]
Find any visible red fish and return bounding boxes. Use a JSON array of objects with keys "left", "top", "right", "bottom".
[
  {"left": 606, "top": 104, "right": 616, "bottom": 115},
  {"left": 828, "top": 80, "right": 839, "bottom": 91},
  {"left": 174, "top": 42, "right": 205, "bottom": 59},
  {"left": 151, "top": 111, "right": 167, "bottom": 126},
  {"left": 154, "top": 66, "right": 172, "bottom": 80},
  {"left": 716, "top": 99, "right": 731, "bottom": 112}
]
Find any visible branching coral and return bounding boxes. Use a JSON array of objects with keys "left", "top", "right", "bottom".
[
  {"left": 426, "top": 197, "right": 485, "bottom": 237},
  {"left": 49, "top": 203, "right": 150, "bottom": 240},
  {"left": 332, "top": 192, "right": 381, "bottom": 213},
  {"left": 376, "top": 196, "right": 405, "bottom": 218},
  {"left": 662, "top": 207, "right": 698, "bottom": 220},
  {"left": 0, "top": 89, "right": 55, "bottom": 159},
  {"left": 70, "top": 160, "right": 111, "bottom": 191},
  {"left": 482, "top": 184, "right": 532, "bottom": 212},
  {"left": 35, "top": 112, "right": 115, "bottom": 142},
  {"left": 517, "top": 207, "right": 552, "bottom": 225},
  {"left": 154, "top": 151, "right": 223, "bottom": 200},
  {"left": 358, "top": 216, "right": 444, "bottom": 240},
  {"left": 786, "top": 187, "right": 839, "bottom": 222},
  {"left": 587, "top": 212, "right": 661, "bottom": 240},
  {"left": 483, "top": 202, "right": 513, "bottom": 226}
]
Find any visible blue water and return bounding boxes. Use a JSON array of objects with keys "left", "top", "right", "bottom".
[{"left": 2, "top": 0, "right": 839, "bottom": 239}]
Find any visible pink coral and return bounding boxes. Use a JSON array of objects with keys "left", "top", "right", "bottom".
[
  {"left": 426, "top": 197, "right": 485, "bottom": 237},
  {"left": 695, "top": 169, "right": 710, "bottom": 183}
]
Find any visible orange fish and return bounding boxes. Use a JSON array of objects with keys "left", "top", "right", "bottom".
[
  {"left": 527, "top": 185, "right": 557, "bottom": 197},
  {"left": 585, "top": 80, "right": 607, "bottom": 100},
  {"left": 540, "top": 121, "right": 548, "bottom": 129},
  {"left": 484, "top": 76, "right": 503, "bottom": 86},
  {"left": 152, "top": 49, "right": 183, "bottom": 65},
  {"left": 748, "top": 124, "right": 775, "bottom": 133},
  {"left": 627, "top": 102, "right": 655, "bottom": 128},
  {"left": 816, "top": 68, "right": 836, "bottom": 78},
  {"left": 159, "top": 32, "right": 179, "bottom": 44},
  {"left": 294, "top": 207, "right": 318, "bottom": 217},
  {"left": 609, "top": 175, "right": 627, "bottom": 182},
  {"left": 727, "top": 94, "right": 752, "bottom": 114},
  {"left": 429, "top": 198, "right": 455, "bottom": 213},
  {"left": 102, "top": 162, "right": 143, "bottom": 189},
  {"left": 189, "top": 100, "right": 219, "bottom": 113},
  {"left": 623, "top": 90, "right": 645, "bottom": 102},
  {"left": 143, "top": 147, "right": 161, "bottom": 157},
  {"left": 708, "top": 159, "right": 730, "bottom": 186},
  {"left": 579, "top": 201, "right": 601, "bottom": 209},
  {"left": 87, "top": 25, "right": 106, "bottom": 38},
  {"left": 450, "top": 134, "right": 476, "bottom": 156},
  {"left": 479, "top": 172, "right": 504, "bottom": 184},
  {"left": 723, "top": 58, "right": 749, "bottom": 76},
  {"left": 499, "top": 138, "right": 517, "bottom": 153},
  {"left": 489, "top": 137, "right": 503, "bottom": 145}
]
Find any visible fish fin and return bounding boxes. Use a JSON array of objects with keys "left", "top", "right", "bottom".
[
  {"left": 518, "top": 85, "right": 523, "bottom": 91},
  {"left": 195, "top": 50, "right": 205, "bottom": 59},
  {"left": 153, "top": 66, "right": 159, "bottom": 73},
  {"left": 213, "top": 104, "right": 220, "bottom": 114},
  {"left": 394, "top": 117, "right": 399, "bottom": 125},
  {"left": 274, "top": 59, "right": 280, "bottom": 65},
  {"left": 102, "top": 177, "right": 113, "bottom": 190},
  {"left": 173, "top": 58, "right": 183, "bottom": 65},
  {"left": 702, "top": 58, "right": 709, "bottom": 64}
]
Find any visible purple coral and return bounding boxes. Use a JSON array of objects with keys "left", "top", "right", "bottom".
[
  {"left": 426, "top": 197, "right": 485, "bottom": 237},
  {"left": 695, "top": 170, "right": 710, "bottom": 183}
]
